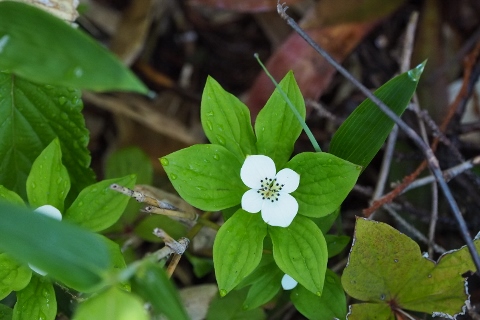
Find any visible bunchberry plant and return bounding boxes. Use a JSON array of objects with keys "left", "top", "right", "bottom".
[{"left": 160, "top": 73, "right": 361, "bottom": 299}]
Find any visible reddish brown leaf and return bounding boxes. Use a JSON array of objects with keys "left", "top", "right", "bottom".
[{"left": 245, "top": 22, "right": 376, "bottom": 117}]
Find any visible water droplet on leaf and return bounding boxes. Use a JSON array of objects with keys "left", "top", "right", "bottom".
[
  {"left": 407, "top": 61, "right": 426, "bottom": 82},
  {"left": 170, "top": 174, "right": 177, "bottom": 180},
  {"left": 206, "top": 121, "right": 213, "bottom": 131},
  {"left": 160, "top": 158, "right": 169, "bottom": 166},
  {"left": 213, "top": 154, "right": 219, "bottom": 160},
  {"left": 206, "top": 111, "right": 214, "bottom": 117},
  {"left": 219, "top": 289, "right": 227, "bottom": 297},
  {"left": 216, "top": 135, "right": 226, "bottom": 145},
  {"left": 58, "top": 96, "right": 67, "bottom": 105}
]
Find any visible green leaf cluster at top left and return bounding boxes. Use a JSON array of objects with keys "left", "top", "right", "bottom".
[{"left": 160, "top": 72, "right": 361, "bottom": 297}]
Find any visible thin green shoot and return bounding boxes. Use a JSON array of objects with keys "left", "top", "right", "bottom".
[{"left": 254, "top": 53, "right": 322, "bottom": 152}]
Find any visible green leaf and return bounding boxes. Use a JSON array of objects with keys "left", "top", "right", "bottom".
[
  {"left": 325, "top": 234, "right": 350, "bottom": 258},
  {"left": 12, "top": 275, "right": 56, "bottom": 320},
  {"left": 291, "top": 270, "right": 347, "bottom": 320},
  {"left": 201, "top": 76, "right": 256, "bottom": 161},
  {"left": 0, "top": 202, "right": 109, "bottom": 292},
  {"left": 72, "top": 287, "right": 148, "bottom": 320},
  {"left": 0, "top": 186, "right": 25, "bottom": 206},
  {"left": 286, "top": 152, "right": 361, "bottom": 217},
  {"left": 185, "top": 253, "right": 214, "bottom": 278},
  {"left": 132, "top": 261, "right": 189, "bottom": 320},
  {"left": 312, "top": 207, "right": 340, "bottom": 234},
  {"left": 0, "top": 2, "right": 147, "bottom": 93},
  {"left": 0, "top": 253, "right": 31, "bottom": 300},
  {"left": 26, "top": 138, "right": 70, "bottom": 211},
  {"left": 342, "top": 218, "right": 467, "bottom": 317},
  {"left": 269, "top": 215, "right": 328, "bottom": 295},
  {"left": 134, "top": 215, "right": 187, "bottom": 243},
  {"left": 0, "top": 72, "right": 95, "bottom": 201},
  {"left": 346, "top": 303, "right": 394, "bottom": 320},
  {"left": 161, "top": 144, "right": 245, "bottom": 211},
  {"left": 64, "top": 175, "right": 136, "bottom": 232},
  {"left": 213, "top": 210, "right": 267, "bottom": 295},
  {"left": 242, "top": 258, "right": 283, "bottom": 310},
  {"left": 329, "top": 62, "right": 425, "bottom": 170},
  {"left": 105, "top": 147, "right": 153, "bottom": 185},
  {"left": 0, "top": 304, "right": 13, "bottom": 320},
  {"left": 255, "top": 71, "right": 306, "bottom": 168},
  {"left": 206, "top": 288, "right": 265, "bottom": 320}
]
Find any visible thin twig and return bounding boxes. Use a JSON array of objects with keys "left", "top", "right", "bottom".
[
  {"left": 276, "top": 3, "right": 480, "bottom": 271},
  {"left": 110, "top": 184, "right": 198, "bottom": 221},
  {"left": 370, "top": 12, "right": 419, "bottom": 221},
  {"left": 399, "top": 156, "right": 480, "bottom": 193}
]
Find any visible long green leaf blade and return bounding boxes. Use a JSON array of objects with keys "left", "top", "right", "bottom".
[
  {"left": 0, "top": 2, "right": 147, "bottom": 93},
  {"left": 0, "top": 202, "right": 109, "bottom": 292},
  {"left": 329, "top": 62, "right": 426, "bottom": 169}
]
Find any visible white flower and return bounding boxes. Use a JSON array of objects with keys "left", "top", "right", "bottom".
[
  {"left": 240, "top": 155, "right": 300, "bottom": 227},
  {"left": 29, "top": 205, "right": 62, "bottom": 276},
  {"left": 281, "top": 274, "right": 298, "bottom": 290}
]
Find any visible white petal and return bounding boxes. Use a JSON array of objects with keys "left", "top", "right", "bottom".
[
  {"left": 275, "top": 168, "right": 300, "bottom": 193},
  {"left": 281, "top": 274, "right": 298, "bottom": 290},
  {"left": 261, "top": 193, "right": 298, "bottom": 227},
  {"left": 34, "top": 205, "right": 62, "bottom": 221},
  {"left": 241, "top": 189, "right": 264, "bottom": 213},
  {"left": 240, "top": 155, "right": 276, "bottom": 189}
]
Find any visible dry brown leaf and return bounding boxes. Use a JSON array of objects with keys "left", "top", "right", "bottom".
[
  {"left": 179, "top": 284, "right": 218, "bottom": 320},
  {"left": 245, "top": 22, "right": 376, "bottom": 117},
  {"left": 109, "top": 0, "right": 155, "bottom": 65}
]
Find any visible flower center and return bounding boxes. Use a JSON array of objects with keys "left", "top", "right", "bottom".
[{"left": 257, "top": 177, "right": 285, "bottom": 203}]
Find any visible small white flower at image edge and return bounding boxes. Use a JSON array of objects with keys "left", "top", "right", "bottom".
[
  {"left": 29, "top": 205, "right": 62, "bottom": 276},
  {"left": 240, "top": 155, "right": 300, "bottom": 227},
  {"left": 281, "top": 274, "right": 298, "bottom": 290}
]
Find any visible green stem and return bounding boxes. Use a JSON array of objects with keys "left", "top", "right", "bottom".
[{"left": 254, "top": 53, "right": 322, "bottom": 152}]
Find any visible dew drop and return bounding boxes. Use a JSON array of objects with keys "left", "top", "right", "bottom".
[
  {"left": 196, "top": 186, "right": 207, "bottom": 191},
  {"left": 217, "top": 124, "right": 224, "bottom": 132},
  {"left": 243, "top": 304, "right": 249, "bottom": 310},
  {"left": 213, "top": 154, "right": 220, "bottom": 160},
  {"left": 216, "top": 135, "right": 226, "bottom": 145},
  {"left": 77, "top": 201, "right": 84, "bottom": 207},
  {"left": 380, "top": 294, "right": 386, "bottom": 300},
  {"left": 170, "top": 174, "right": 177, "bottom": 180},
  {"left": 407, "top": 61, "right": 426, "bottom": 82},
  {"left": 160, "top": 158, "right": 169, "bottom": 166},
  {"left": 56, "top": 178, "right": 63, "bottom": 184},
  {"left": 219, "top": 289, "right": 227, "bottom": 297},
  {"left": 206, "top": 111, "right": 214, "bottom": 117},
  {"left": 428, "top": 274, "right": 432, "bottom": 278},
  {"left": 394, "top": 259, "right": 398, "bottom": 263},
  {"left": 60, "top": 112, "right": 68, "bottom": 120},
  {"left": 31, "top": 183, "right": 36, "bottom": 189},
  {"left": 206, "top": 120, "right": 213, "bottom": 131},
  {"left": 73, "top": 66, "right": 83, "bottom": 78},
  {"left": 58, "top": 96, "right": 67, "bottom": 106},
  {"left": 316, "top": 291, "right": 321, "bottom": 297}
]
